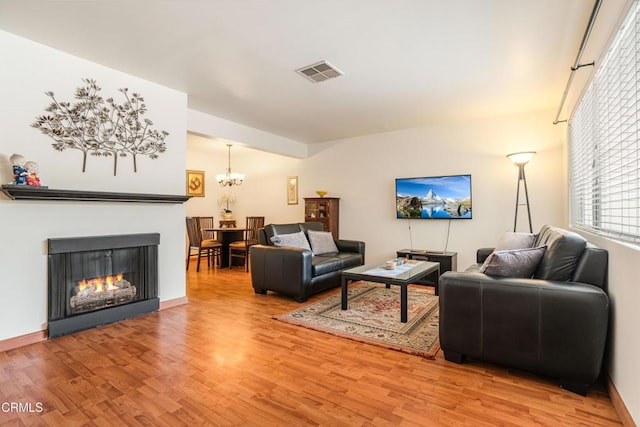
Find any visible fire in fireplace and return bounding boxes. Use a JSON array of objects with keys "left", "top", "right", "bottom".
[
  {"left": 47, "top": 233, "right": 159, "bottom": 338},
  {"left": 70, "top": 273, "right": 136, "bottom": 314}
]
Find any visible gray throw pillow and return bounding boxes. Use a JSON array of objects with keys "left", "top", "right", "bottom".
[
  {"left": 494, "top": 232, "right": 536, "bottom": 251},
  {"left": 307, "top": 230, "right": 339, "bottom": 255},
  {"left": 480, "top": 246, "right": 546, "bottom": 278},
  {"left": 270, "top": 231, "right": 311, "bottom": 250}
]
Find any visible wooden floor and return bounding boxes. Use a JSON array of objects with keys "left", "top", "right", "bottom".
[{"left": 0, "top": 264, "right": 622, "bottom": 426}]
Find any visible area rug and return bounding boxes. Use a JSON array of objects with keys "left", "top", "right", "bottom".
[{"left": 274, "top": 282, "right": 440, "bottom": 359}]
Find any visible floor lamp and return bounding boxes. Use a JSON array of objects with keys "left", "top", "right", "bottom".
[{"left": 507, "top": 151, "right": 535, "bottom": 233}]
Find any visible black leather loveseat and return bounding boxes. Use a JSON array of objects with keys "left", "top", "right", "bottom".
[
  {"left": 250, "top": 222, "right": 365, "bottom": 302},
  {"left": 439, "top": 225, "right": 609, "bottom": 395}
]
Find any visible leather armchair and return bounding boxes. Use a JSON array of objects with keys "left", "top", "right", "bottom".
[
  {"left": 250, "top": 222, "right": 365, "bottom": 302},
  {"left": 439, "top": 226, "right": 609, "bottom": 395}
]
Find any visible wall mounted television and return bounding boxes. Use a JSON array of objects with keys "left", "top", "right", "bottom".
[{"left": 395, "top": 174, "right": 472, "bottom": 219}]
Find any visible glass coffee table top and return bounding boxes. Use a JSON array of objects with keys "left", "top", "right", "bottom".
[{"left": 343, "top": 260, "right": 439, "bottom": 283}]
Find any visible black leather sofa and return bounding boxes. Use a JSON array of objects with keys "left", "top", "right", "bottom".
[
  {"left": 439, "top": 225, "right": 609, "bottom": 395},
  {"left": 250, "top": 222, "right": 365, "bottom": 302}
]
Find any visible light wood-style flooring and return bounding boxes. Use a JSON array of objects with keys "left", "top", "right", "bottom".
[{"left": 0, "top": 264, "right": 622, "bottom": 426}]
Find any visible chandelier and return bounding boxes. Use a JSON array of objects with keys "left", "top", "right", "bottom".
[{"left": 216, "top": 144, "right": 245, "bottom": 187}]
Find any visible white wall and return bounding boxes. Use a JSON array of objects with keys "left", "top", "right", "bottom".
[
  {"left": 300, "top": 110, "right": 565, "bottom": 267},
  {"left": 189, "top": 108, "right": 565, "bottom": 270},
  {"left": 188, "top": 109, "right": 308, "bottom": 159},
  {"left": 571, "top": 231, "right": 640, "bottom": 423},
  {"left": 0, "top": 30, "right": 188, "bottom": 340}
]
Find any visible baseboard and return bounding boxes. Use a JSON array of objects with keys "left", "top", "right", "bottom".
[
  {"left": 608, "top": 375, "right": 637, "bottom": 426},
  {"left": 160, "top": 296, "right": 189, "bottom": 310},
  {"left": 0, "top": 330, "right": 47, "bottom": 352},
  {"left": 0, "top": 297, "right": 188, "bottom": 353}
]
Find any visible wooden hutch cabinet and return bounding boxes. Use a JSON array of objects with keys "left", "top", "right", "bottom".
[{"left": 304, "top": 197, "right": 340, "bottom": 239}]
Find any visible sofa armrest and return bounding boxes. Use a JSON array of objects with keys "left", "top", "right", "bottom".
[
  {"left": 336, "top": 239, "right": 365, "bottom": 256},
  {"left": 476, "top": 247, "right": 494, "bottom": 263},
  {"left": 573, "top": 246, "right": 608, "bottom": 290},
  {"left": 249, "top": 244, "right": 313, "bottom": 302},
  {"left": 439, "top": 271, "right": 609, "bottom": 385}
]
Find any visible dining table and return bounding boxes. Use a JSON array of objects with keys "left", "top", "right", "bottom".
[{"left": 204, "top": 227, "right": 246, "bottom": 268}]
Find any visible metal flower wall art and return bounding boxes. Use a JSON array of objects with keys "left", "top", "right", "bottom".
[{"left": 31, "top": 78, "right": 169, "bottom": 176}]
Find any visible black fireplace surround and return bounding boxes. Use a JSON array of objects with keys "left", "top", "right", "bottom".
[{"left": 47, "top": 233, "right": 160, "bottom": 338}]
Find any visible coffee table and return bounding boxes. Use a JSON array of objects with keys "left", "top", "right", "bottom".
[{"left": 341, "top": 260, "right": 440, "bottom": 323}]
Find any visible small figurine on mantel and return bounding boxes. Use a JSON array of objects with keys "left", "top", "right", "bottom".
[
  {"left": 9, "top": 153, "right": 28, "bottom": 185},
  {"left": 24, "top": 161, "right": 41, "bottom": 187}
]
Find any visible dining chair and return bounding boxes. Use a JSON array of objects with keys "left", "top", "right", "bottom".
[
  {"left": 197, "top": 216, "right": 216, "bottom": 240},
  {"left": 229, "top": 216, "right": 265, "bottom": 271},
  {"left": 186, "top": 217, "right": 222, "bottom": 272}
]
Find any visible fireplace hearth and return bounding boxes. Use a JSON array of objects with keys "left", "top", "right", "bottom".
[{"left": 47, "top": 233, "right": 160, "bottom": 338}]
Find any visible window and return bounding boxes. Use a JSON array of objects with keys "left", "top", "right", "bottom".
[{"left": 569, "top": 1, "right": 640, "bottom": 244}]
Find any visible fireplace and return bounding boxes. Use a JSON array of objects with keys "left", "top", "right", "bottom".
[{"left": 47, "top": 233, "right": 160, "bottom": 338}]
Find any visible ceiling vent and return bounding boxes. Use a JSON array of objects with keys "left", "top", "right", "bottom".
[{"left": 295, "top": 61, "right": 344, "bottom": 83}]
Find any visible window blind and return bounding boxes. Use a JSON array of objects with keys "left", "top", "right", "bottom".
[{"left": 569, "top": 1, "right": 640, "bottom": 244}]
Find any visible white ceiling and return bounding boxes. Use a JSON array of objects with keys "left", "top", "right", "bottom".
[{"left": 0, "top": 1, "right": 613, "bottom": 144}]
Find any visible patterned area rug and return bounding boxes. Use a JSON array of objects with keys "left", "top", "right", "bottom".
[{"left": 274, "top": 282, "right": 440, "bottom": 359}]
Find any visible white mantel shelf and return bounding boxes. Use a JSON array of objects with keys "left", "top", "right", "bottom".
[{"left": 1, "top": 185, "right": 191, "bottom": 204}]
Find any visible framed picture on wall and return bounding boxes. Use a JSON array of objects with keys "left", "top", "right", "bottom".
[
  {"left": 287, "top": 176, "right": 298, "bottom": 205},
  {"left": 186, "top": 170, "right": 205, "bottom": 197}
]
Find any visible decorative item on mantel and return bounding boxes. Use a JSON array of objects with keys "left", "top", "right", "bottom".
[
  {"left": 31, "top": 78, "right": 169, "bottom": 176},
  {"left": 10, "top": 153, "right": 27, "bottom": 185},
  {"left": 316, "top": 190, "right": 328, "bottom": 197},
  {"left": 9, "top": 153, "right": 44, "bottom": 187}
]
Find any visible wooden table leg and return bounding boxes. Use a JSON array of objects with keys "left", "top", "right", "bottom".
[
  {"left": 401, "top": 284, "right": 408, "bottom": 323},
  {"left": 218, "top": 230, "right": 243, "bottom": 268},
  {"left": 341, "top": 276, "right": 349, "bottom": 310}
]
